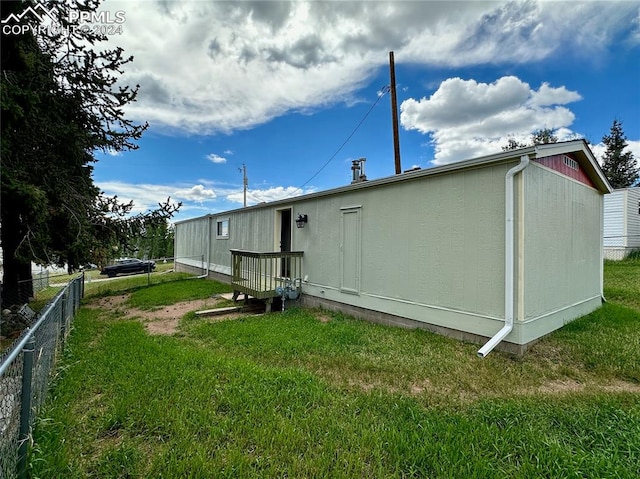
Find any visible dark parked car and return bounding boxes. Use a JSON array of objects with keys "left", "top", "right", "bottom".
[{"left": 101, "top": 259, "right": 156, "bottom": 277}]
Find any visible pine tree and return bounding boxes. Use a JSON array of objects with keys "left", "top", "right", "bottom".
[
  {"left": 1, "top": 1, "right": 179, "bottom": 305},
  {"left": 600, "top": 120, "right": 639, "bottom": 189}
]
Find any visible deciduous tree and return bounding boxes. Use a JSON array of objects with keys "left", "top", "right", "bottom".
[{"left": 502, "top": 128, "right": 559, "bottom": 151}]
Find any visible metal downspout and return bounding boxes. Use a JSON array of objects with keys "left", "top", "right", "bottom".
[
  {"left": 478, "top": 155, "right": 530, "bottom": 358},
  {"left": 600, "top": 199, "right": 607, "bottom": 303},
  {"left": 197, "top": 215, "right": 211, "bottom": 279}
]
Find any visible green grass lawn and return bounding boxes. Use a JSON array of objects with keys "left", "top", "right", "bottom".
[
  {"left": 604, "top": 258, "right": 640, "bottom": 310},
  {"left": 29, "top": 261, "right": 640, "bottom": 478}
]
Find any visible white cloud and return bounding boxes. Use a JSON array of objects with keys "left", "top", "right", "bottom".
[
  {"left": 97, "top": 180, "right": 318, "bottom": 220},
  {"left": 529, "top": 82, "right": 582, "bottom": 107},
  {"left": 98, "top": 181, "right": 177, "bottom": 213},
  {"left": 98, "top": 181, "right": 216, "bottom": 215},
  {"left": 400, "top": 76, "right": 582, "bottom": 165},
  {"left": 206, "top": 153, "right": 228, "bottom": 164},
  {"left": 226, "top": 186, "right": 316, "bottom": 206},
  {"left": 627, "top": 140, "right": 640, "bottom": 163},
  {"left": 401, "top": 76, "right": 532, "bottom": 131},
  {"left": 101, "top": 1, "right": 637, "bottom": 135},
  {"left": 633, "top": 8, "right": 640, "bottom": 44},
  {"left": 174, "top": 184, "right": 216, "bottom": 201}
]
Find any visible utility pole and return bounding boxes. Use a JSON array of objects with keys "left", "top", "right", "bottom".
[
  {"left": 389, "top": 51, "right": 402, "bottom": 175},
  {"left": 241, "top": 164, "right": 248, "bottom": 207}
]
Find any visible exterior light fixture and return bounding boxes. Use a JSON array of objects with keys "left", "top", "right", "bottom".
[{"left": 295, "top": 214, "right": 308, "bottom": 228}]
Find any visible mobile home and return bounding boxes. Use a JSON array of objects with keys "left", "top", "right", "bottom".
[
  {"left": 175, "top": 140, "right": 611, "bottom": 355},
  {"left": 603, "top": 187, "right": 640, "bottom": 260}
]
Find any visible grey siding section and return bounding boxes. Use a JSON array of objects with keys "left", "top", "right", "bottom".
[
  {"left": 174, "top": 216, "right": 209, "bottom": 269},
  {"left": 604, "top": 187, "right": 640, "bottom": 258},
  {"left": 626, "top": 188, "right": 640, "bottom": 249},
  {"left": 604, "top": 190, "right": 625, "bottom": 246}
]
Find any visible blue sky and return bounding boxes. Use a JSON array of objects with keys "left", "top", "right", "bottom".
[{"left": 90, "top": 0, "right": 640, "bottom": 222}]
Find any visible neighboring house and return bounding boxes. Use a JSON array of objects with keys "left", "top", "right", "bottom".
[
  {"left": 603, "top": 187, "right": 640, "bottom": 260},
  {"left": 175, "top": 140, "right": 611, "bottom": 356}
]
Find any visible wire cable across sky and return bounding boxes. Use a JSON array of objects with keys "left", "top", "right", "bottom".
[{"left": 286, "top": 86, "right": 390, "bottom": 198}]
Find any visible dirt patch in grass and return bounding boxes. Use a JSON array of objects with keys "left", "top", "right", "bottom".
[
  {"left": 537, "top": 378, "right": 640, "bottom": 394},
  {"left": 538, "top": 379, "right": 583, "bottom": 393},
  {"left": 86, "top": 295, "right": 245, "bottom": 335},
  {"left": 145, "top": 317, "right": 182, "bottom": 335},
  {"left": 86, "top": 294, "right": 130, "bottom": 310},
  {"left": 316, "top": 313, "right": 333, "bottom": 323},
  {"left": 410, "top": 379, "right": 433, "bottom": 394}
]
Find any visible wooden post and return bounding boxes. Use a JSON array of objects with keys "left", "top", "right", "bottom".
[{"left": 389, "top": 51, "right": 402, "bottom": 175}]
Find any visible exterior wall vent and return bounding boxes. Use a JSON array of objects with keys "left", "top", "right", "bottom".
[{"left": 563, "top": 155, "right": 579, "bottom": 170}]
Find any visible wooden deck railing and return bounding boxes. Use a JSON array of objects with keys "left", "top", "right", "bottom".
[{"left": 230, "top": 250, "right": 304, "bottom": 306}]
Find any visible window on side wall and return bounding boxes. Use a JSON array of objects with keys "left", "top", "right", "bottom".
[{"left": 216, "top": 218, "right": 229, "bottom": 239}]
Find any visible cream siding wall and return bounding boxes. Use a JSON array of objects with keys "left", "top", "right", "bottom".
[
  {"left": 354, "top": 166, "right": 508, "bottom": 318},
  {"left": 235, "top": 164, "right": 512, "bottom": 338},
  {"left": 174, "top": 149, "right": 606, "bottom": 348},
  {"left": 519, "top": 163, "right": 603, "bottom": 343}
]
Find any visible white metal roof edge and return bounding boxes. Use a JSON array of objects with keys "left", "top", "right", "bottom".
[
  {"left": 175, "top": 140, "right": 608, "bottom": 224},
  {"left": 609, "top": 186, "right": 640, "bottom": 193},
  {"left": 533, "top": 139, "right": 612, "bottom": 194}
]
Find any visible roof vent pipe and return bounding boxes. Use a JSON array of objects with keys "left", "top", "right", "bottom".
[
  {"left": 358, "top": 158, "right": 367, "bottom": 182},
  {"left": 351, "top": 160, "right": 360, "bottom": 183},
  {"left": 351, "top": 158, "right": 367, "bottom": 184},
  {"left": 477, "top": 154, "right": 530, "bottom": 358}
]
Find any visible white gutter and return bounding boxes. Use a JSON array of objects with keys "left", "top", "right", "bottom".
[{"left": 478, "top": 154, "right": 530, "bottom": 358}]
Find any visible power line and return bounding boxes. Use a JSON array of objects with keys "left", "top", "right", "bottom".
[{"left": 286, "top": 86, "right": 390, "bottom": 198}]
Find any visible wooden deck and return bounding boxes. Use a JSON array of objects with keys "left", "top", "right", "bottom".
[{"left": 230, "top": 250, "right": 304, "bottom": 311}]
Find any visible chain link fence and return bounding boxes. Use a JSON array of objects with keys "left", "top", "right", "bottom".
[
  {"left": 30, "top": 271, "right": 50, "bottom": 295},
  {"left": 0, "top": 271, "right": 53, "bottom": 310},
  {"left": 0, "top": 274, "right": 83, "bottom": 479}
]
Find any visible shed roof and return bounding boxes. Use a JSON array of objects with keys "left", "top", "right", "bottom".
[{"left": 176, "top": 140, "right": 611, "bottom": 224}]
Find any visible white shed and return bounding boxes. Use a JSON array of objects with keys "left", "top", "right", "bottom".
[
  {"left": 603, "top": 187, "right": 640, "bottom": 259},
  {"left": 175, "top": 140, "right": 611, "bottom": 356}
]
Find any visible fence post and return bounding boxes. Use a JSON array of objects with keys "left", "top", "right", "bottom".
[
  {"left": 60, "top": 291, "right": 67, "bottom": 351},
  {"left": 17, "top": 334, "right": 36, "bottom": 479}
]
